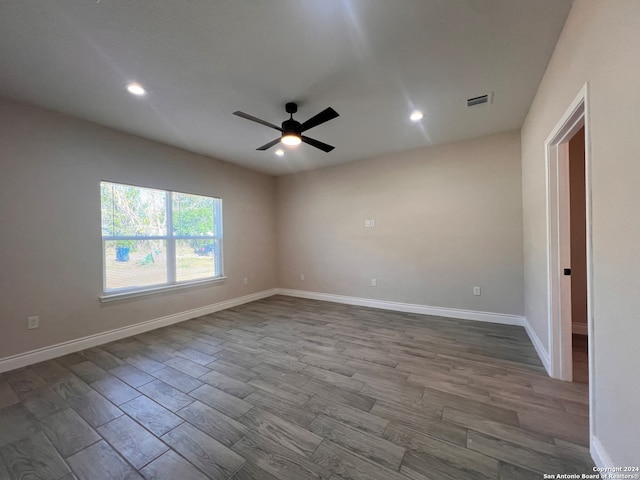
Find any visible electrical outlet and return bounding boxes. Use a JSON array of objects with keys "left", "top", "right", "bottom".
[
  {"left": 300, "top": 273, "right": 305, "bottom": 281},
  {"left": 27, "top": 316, "right": 39, "bottom": 329},
  {"left": 371, "top": 278, "right": 377, "bottom": 287},
  {"left": 473, "top": 286, "right": 481, "bottom": 296},
  {"left": 243, "top": 277, "right": 248, "bottom": 285}
]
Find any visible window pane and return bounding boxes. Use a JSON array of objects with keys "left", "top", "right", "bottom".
[
  {"left": 101, "top": 182, "right": 167, "bottom": 237},
  {"left": 101, "top": 182, "right": 222, "bottom": 295},
  {"left": 176, "top": 239, "right": 218, "bottom": 282},
  {"left": 104, "top": 240, "right": 167, "bottom": 291},
  {"left": 101, "top": 183, "right": 115, "bottom": 237},
  {"left": 172, "top": 193, "right": 214, "bottom": 236}
]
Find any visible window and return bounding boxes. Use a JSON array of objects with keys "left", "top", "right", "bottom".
[{"left": 100, "top": 181, "right": 223, "bottom": 297}]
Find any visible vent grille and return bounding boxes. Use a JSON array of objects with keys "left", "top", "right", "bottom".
[{"left": 467, "top": 93, "right": 493, "bottom": 107}]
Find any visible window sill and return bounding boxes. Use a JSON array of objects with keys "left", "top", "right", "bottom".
[{"left": 99, "top": 277, "right": 226, "bottom": 303}]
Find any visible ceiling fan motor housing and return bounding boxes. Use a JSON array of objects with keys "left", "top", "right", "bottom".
[{"left": 282, "top": 118, "right": 301, "bottom": 133}]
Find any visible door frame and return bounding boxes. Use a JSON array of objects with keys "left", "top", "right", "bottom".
[{"left": 544, "top": 82, "right": 594, "bottom": 427}]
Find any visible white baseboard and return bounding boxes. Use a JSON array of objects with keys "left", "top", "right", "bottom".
[
  {"left": 0, "top": 288, "right": 544, "bottom": 374},
  {"left": 523, "top": 318, "right": 552, "bottom": 376},
  {"left": 276, "top": 289, "right": 525, "bottom": 326},
  {"left": 591, "top": 435, "right": 614, "bottom": 469},
  {"left": 0, "top": 289, "right": 278, "bottom": 373},
  {"left": 572, "top": 322, "right": 588, "bottom": 335}
]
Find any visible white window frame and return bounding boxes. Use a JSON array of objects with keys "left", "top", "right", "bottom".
[{"left": 100, "top": 181, "right": 224, "bottom": 301}]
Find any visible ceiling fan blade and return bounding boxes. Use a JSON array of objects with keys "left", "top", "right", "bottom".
[
  {"left": 233, "top": 111, "right": 283, "bottom": 131},
  {"left": 297, "top": 107, "right": 339, "bottom": 133},
  {"left": 256, "top": 138, "right": 281, "bottom": 151},
  {"left": 301, "top": 135, "right": 335, "bottom": 153}
]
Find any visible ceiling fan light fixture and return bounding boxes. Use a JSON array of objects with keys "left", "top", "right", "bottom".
[
  {"left": 126, "top": 82, "right": 147, "bottom": 96},
  {"left": 410, "top": 110, "right": 424, "bottom": 122},
  {"left": 275, "top": 149, "right": 285, "bottom": 156},
  {"left": 281, "top": 133, "right": 302, "bottom": 146}
]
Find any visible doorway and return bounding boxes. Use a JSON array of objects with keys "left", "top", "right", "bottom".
[
  {"left": 545, "top": 83, "right": 594, "bottom": 435},
  {"left": 568, "top": 126, "right": 588, "bottom": 384}
]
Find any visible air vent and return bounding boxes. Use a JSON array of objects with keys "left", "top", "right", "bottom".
[{"left": 467, "top": 92, "right": 493, "bottom": 107}]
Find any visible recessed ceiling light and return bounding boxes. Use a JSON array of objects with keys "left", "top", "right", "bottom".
[
  {"left": 126, "top": 82, "right": 147, "bottom": 96},
  {"left": 275, "top": 149, "right": 285, "bottom": 156},
  {"left": 410, "top": 110, "right": 424, "bottom": 122}
]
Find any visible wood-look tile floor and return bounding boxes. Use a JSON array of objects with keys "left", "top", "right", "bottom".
[
  {"left": 0, "top": 295, "right": 595, "bottom": 480},
  {"left": 572, "top": 334, "right": 589, "bottom": 384}
]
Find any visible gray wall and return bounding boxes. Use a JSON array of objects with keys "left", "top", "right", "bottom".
[
  {"left": 521, "top": 0, "right": 640, "bottom": 465},
  {"left": 277, "top": 131, "right": 524, "bottom": 316},
  {"left": 0, "top": 98, "right": 278, "bottom": 359}
]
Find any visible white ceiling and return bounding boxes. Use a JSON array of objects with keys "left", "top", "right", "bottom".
[{"left": 0, "top": 1, "right": 572, "bottom": 175}]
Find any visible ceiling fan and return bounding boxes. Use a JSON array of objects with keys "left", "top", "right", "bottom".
[{"left": 233, "top": 102, "right": 339, "bottom": 152}]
